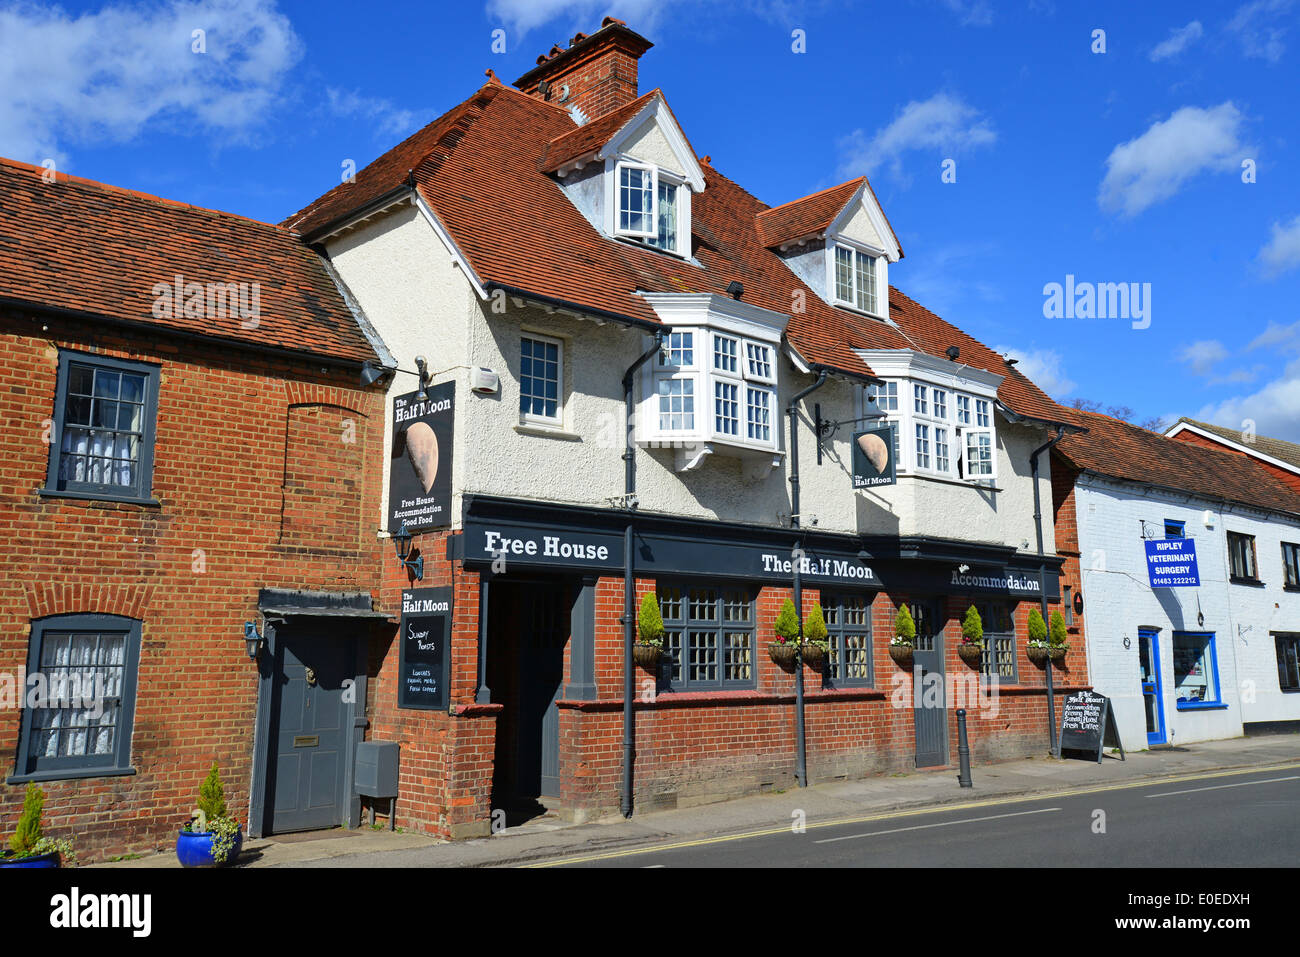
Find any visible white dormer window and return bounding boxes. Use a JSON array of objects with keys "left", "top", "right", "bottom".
[
  {"left": 608, "top": 162, "right": 691, "bottom": 257},
  {"left": 616, "top": 161, "right": 657, "bottom": 238},
  {"left": 833, "top": 243, "right": 879, "bottom": 315}
]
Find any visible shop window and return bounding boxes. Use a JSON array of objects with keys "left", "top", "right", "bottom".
[
  {"left": 976, "top": 602, "right": 1017, "bottom": 683},
  {"left": 520, "top": 334, "right": 563, "bottom": 425},
  {"left": 657, "top": 583, "right": 755, "bottom": 691},
  {"left": 1276, "top": 634, "right": 1300, "bottom": 692},
  {"left": 1171, "top": 631, "right": 1223, "bottom": 708},
  {"left": 1164, "top": 519, "right": 1185, "bottom": 538},
  {"left": 1282, "top": 543, "right": 1300, "bottom": 590},
  {"left": 13, "top": 614, "right": 141, "bottom": 781},
  {"left": 44, "top": 351, "right": 160, "bottom": 504},
  {"left": 821, "top": 593, "right": 874, "bottom": 687},
  {"left": 1227, "top": 532, "right": 1259, "bottom": 583}
]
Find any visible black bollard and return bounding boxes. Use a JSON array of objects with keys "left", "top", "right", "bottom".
[{"left": 956, "top": 709, "right": 973, "bottom": 788}]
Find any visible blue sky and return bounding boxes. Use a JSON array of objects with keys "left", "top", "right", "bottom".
[{"left": 3, "top": 0, "right": 1299, "bottom": 438}]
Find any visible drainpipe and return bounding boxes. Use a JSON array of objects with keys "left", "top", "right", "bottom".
[
  {"left": 787, "top": 369, "right": 828, "bottom": 788},
  {"left": 620, "top": 328, "right": 667, "bottom": 818},
  {"left": 1031, "top": 425, "right": 1066, "bottom": 755}
]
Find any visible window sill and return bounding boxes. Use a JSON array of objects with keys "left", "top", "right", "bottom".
[
  {"left": 38, "top": 488, "right": 160, "bottom": 507},
  {"left": 892, "top": 471, "right": 1002, "bottom": 493},
  {"left": 1175, "top": 701, "right": 1228, "bottom": 711},
  {"left": 1282, "top": 585, "right": 1300, "bottom": 593},
  {"left": 831, "top": 300, "right": 888, "bottom": 323},
  {"left": 1229, "top": 577, "right": 1265, "bottom": 587},
  {"left": 7, "top": 765, "right": 137, "bottom": 785},
  {"left": 514, "top": 423, "right": 582, "bottom": 441}
]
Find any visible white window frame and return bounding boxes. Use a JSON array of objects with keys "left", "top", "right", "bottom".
[
  {"left": 614, "top": 160, "right": 658, "bottom": 239},
  {"left": 645, "top": 171, "right": 690, "bottom": 257},
  {"left": 830, "top": 242, "right": 883, "bottom": 317},
  {"left": 519, "top": 332, "right": 565, "bottom": 427},
  {"left": 864, "top": 378, "right": 996, "bottom": 482}
]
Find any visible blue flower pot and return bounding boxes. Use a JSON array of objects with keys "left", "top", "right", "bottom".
[
  {"left": 176, "top": 827, "right": 243, "bottom": 868},
  {"left": 0, "top": 850, "right": 60, "bottom": 868}
]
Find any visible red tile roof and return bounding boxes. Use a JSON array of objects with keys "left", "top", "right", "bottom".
[
  {"left": 539, "top": 88, "right": 662, "bottom": 171},
  {"left": 1057, "top": 410, "right": 1300, "bottom": 515},
  {"left": 283, "top": 80, "right": 1078, "bottom": 421},
  {"left": 755, "top": 178, "right": 862, "bottom": 248},
  {"left": 0, "top": 158, "right": 377, "bottom": 364}
]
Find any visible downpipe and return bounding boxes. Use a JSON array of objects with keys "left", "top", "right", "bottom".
[{"left": 1031, "top": 425, "right": 1066, "bottom": 756}]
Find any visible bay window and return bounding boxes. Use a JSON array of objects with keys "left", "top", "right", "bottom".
[{"left": 867, "top": 378, "right": 997, "bottom": 483}]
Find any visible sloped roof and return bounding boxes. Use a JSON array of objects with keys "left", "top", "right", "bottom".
[
  {"left": 0, "top": 158, "right": 377, "bottom": 364},
  {"left": 282, "top": 79, "right": 1079, "bottom": 419},
  {"left": 755, "top": 178, "right": 861, "bottom": 247},
  {"left": 1057, "top": 410, "right": 1300, "bottom": 516},
  {"left": 538, "top": 88, "right": 662, "bottom": 171},
  {"left": 1170, "top": 417, "right": 1300, "bottom": 471}
]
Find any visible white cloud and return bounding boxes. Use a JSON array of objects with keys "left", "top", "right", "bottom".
[
  {"left": 0, "top": 0, "right": 301, "bottom": 164},
  {"left": 1259, "top": 214, "right": 1300, "bottom": 277},
  {"left": 485, "top": 0, "right": 807, "bottom": 39},
  {"left": 937, "top": 0, "right": 993, "bottom": 27},
  {"left": 1194, "top": 357, "right": 1300, "bottom": 442},
  {"left": 1247, "top": 319, "right": 1300, "bottom": 351},
  {"left": 1150, "top": 20, "right": 1203, "bottom": 61},
  {"left": 1177, "top": 339, "right": 1230, "bottom": 376},
  {"left": 325, "top": 89, "right": 426, "bottom": 140},
  {"left": 993, "top": 344, "right": 1076, "bottom": 397},
  {"left": 838, "top": 92, "right": 996, "bottom": 182},
  {"left": 1098, "top": 102, "right": 1251, "bottom": 217},
  {"left": 1227, "top": 0, "right": 1295, "bottom": 62}
]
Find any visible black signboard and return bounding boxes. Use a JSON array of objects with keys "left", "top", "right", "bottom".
[
  {"left": 1059, "top": 690, "right": 1125, "bottom": 763},
  {"left": 389, "top": 384, "right": 454, "bottom": 532},
  {"left": 852, "top": 425, "right": 897, "bottom": 489},
  {"left": 397, "top": 586, "right": 452, "bottom": 711}
]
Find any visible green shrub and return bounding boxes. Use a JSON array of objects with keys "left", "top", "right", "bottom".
[
  {"left": 9, "top": 783, "right": 44, "bottom": 858},
  {"left": 774, "top": 598, "right": 801, "bottom": 643},
  {"left": 1027, "top": 607, "right": 1047, "bottom": 643},
  {"left": 894, "top": 604, "right": 916, "bottom": 644},
  {"left": 198, "top": 762, "right": 228, "bottom": 823},
  {"left": 804, "top": 603, "right": 829, "bottom": 647},
  {"left": 637, "top": 592, "right": 665, "bottom": 647},
  {"left": 961, "top": 605, "right": 984, "bottom": 645},
  {"left": 1049, "top": 609, "right": 1068, "bottom": 647}
]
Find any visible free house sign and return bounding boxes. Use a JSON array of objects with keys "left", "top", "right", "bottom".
[{"left": 389, "top": 383, "right": 454, "bottom": 532}]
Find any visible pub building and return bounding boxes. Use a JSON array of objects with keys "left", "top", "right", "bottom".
[{"left": 286, "top": 18, "right": 1090, "bottom": 837}]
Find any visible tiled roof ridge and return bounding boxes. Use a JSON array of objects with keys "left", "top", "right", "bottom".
[
  {"left": 1177, "top": 416, "right": 1300, "bottom": 454},
  {"left": 488, "top": 76, "right": 577, "bottom": 117},
  {"left": 0, "top": 156, "right": 285, "bottom": 234}
]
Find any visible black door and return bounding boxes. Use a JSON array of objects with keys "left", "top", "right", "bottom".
[
  {"left": 266, "top": 622, "right": 354, "bottom": 833},
  {"left": 489, "top": 580, "right": 570, "bottom": 803},
  {"left": 911, "top": 600, "right": 947, "bottom": 768}
]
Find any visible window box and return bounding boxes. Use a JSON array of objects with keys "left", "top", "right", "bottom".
[{"left": 45, "top": 352, "right": 160, "bottom": 504}]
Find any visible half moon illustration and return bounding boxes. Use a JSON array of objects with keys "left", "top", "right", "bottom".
[
  {"left": 405, "top": 422, "right": 439, "bottom": 493},
  {"left": 857, "top": 432, "right": 889, "bottom": 473}
]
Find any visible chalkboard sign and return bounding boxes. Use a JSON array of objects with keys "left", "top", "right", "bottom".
[
  {"left": 397, "top": 586, "right": 452, "bottom": 710},
  {"left": 1059, "top": 690, "right": 1125, "bottom": 763}
]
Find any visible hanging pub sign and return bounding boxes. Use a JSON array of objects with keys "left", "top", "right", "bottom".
[
  {"left": 852, "top": 425, "right": 896, "bottom": 489},
  {"left": 397, "top": 586, "right": 452, "bottom": 711},
  {"left": 1144, "top": 537, "right": 1200, "bottom": 587},
  {"left": 389, "top": 383, "right": 454, "bottom": 532}
]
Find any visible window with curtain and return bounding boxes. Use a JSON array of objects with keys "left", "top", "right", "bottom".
[
  {"left": 657, "top": 583, "right": 755, "bottom": 691},
  {"left": 821, "top": 593, "right": 874, "bottom": 687}
]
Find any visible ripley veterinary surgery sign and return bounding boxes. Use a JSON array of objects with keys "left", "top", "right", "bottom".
[{"left": 1144, "top": 538, "right": 1200, "bottom": 588}]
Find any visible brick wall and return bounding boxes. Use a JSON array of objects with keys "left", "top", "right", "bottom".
[{"left": 0, "top": 308, "right": 385, "bottom": 861}]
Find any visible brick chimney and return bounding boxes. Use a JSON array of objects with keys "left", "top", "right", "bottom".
[{"left": 513, "top": 17, "right": 653, "bottom": 122}]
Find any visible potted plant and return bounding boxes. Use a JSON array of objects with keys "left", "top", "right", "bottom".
[
  {"left": 176, "top": 762, "right": 243, "bottom": 868},
  {"left": 802, "top": 602, "right": 830, "bottom": 669},
  {"left": 634, "top": 592, "right": 665, "bottom": 669},
  {"left": 889, "top": 604, "right": 915, "bottom": 667},
  {"left": 1049, "top": 609, "right": 1069, "bottom": 663},
  {"left": 958, "top": 604, "right": 984, "bottom": 668},
  {"left": 769, "top": 597, "right": 801, "bottom": 669},
  {"left": 1026, "top": 607, "right": 1050, "bottom": 666},
  {"left": 0, "top": 783, "right": 75, "bottom": 868}
]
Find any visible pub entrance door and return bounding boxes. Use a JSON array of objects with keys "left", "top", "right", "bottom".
[
  {"left": 487, "top": 578, "right": 574, "bottom": 809},
  {"left": 911, "top": 600, "right": 948, "bottom": 768}
]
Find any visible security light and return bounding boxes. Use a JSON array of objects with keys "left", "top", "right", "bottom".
[
  {"left": 726, "top": 281, "right": 744, "bottom": 300},
  {"left": 945, "top": 345, "right": 960, "bottom": 361}
]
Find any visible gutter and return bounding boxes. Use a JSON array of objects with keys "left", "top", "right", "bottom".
[{"left": 485, "top": 283, "right": 663, "bottom": 333}]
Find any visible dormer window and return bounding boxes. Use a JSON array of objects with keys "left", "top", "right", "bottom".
[
  {"left": 616, "top": 161, "right": 657, "bottom": 238},
  {"left": 833, "top": 243, "right": 879, "bottom": 315},
  {"left": 613, "top": 164, "right": 688, "bottom": 257}
]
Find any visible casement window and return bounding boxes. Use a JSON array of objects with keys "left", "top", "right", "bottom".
[
  {"left": 44, "top": 352, "right": 159, "bottom": 504},
  {"left": 1227, "top": 532, "right": 1259, "bottom": 583},
  {"left": 746, "top": 388, "right": 772, "bottom": 442},
  {"left": 1276, "top": 634, "right": 1300, "bottom": 692},
  {"left": 13, "top": 614, "right": 142, "bottom": 781},
  {"left": 519, "top": 334, "right": 563, "bottom": 425},
  {"left": 615, "top": 161, "right": 657, "bottom": 238},
  {"left": 713, "top": 334, "right": 738, "bottom": 373},
  {"left": 1165, "top": 519, "right": 1185, "bottom": 539},
  {"left": 914, "top": 423, "right": 931, "bottom": 469},
  {"left": 872, "top": 378, "right": 996, "bottom": 483},
  {"left": 963, "top": 430, "right": 994, "bottom": 478},
  {"left": 657, "top": 583, "right": 756, "bottom": 691},
  {"left": 658, "top": 378, "right": 695, "bottom": 431},
  {"left": 956, "top": 394, "right": 971, "bottom": 425},
  {"left": 1282, "top": 543, "right": 1300, "bottom": 589},
  {"left": 821, "top": 593, "right": 874, "bottom": 687},
  {"left": 1172, "top": 631, "right": 1222, "bottom": 708},
  {"left": 645, "top": 179, "right": 684, "bottom": 254},
  {"left": 833, "top": 244, "right": 879, "bottom": 315},
  {"left": 976, "top": 603, "right": 1017, "bottom": 684},
  {"left": 610, "top": 161, "right": 690, "bottom": 257}
]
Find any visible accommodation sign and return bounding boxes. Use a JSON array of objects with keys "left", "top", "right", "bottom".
[
  {"left": 389, "top": 383, "right": 454, "bottom": 532},
  {"left": 852, "top": 426, "right": 897, "bottom": 489},
  {"left": 397, "top": 587, "right": 451, "bottom": 711},
  {"left": 1144, "top": 538, "right": 1200, "bottom": 587}
]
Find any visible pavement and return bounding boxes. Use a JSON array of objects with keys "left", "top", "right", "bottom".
[{"left": 90, "top": 732, "right": 1300, "bottom": 868}]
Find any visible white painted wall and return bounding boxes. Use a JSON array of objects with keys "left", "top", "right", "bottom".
[{"left": 1074, "top": 474, "right": 1300, "bottom": 748}]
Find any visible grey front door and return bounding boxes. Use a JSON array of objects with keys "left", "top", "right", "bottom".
[
  {"left": 911, "top": 600, "right": 948, "bottom": 768},
  {"left": 518, "top": 586, "right": 567, "bottom": 799},
  {"left": 266, "top": 622, "right": 353, "bottom": 833}
]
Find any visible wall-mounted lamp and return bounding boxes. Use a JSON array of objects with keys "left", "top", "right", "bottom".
[
  {"left": 945, "top": 345, "right": 960, "bottom": 361},
  {"left": 1073, "top": 591, "right": 1084, "bottom": 616},
  {"left": 243, "top": 621, "right": 266, "bottom": 660},
  {"left": 725, "top": 280, "right": 744, "bottom": 300},
  {"left": 360, "top": 360, "right": 391, "bottom": 387},
  {"left": 392, "top": 521, "right": 425, "bottom": 580},
  {"left": 958, "top": 564, "right": 970, "bottom": 574}
]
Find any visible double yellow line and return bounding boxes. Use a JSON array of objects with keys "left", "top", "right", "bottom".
[{"left": 521, "top": 761, "right": 1300, "bottom": 867}]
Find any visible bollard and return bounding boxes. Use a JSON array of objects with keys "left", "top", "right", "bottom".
[{"left": 956, "top": 709, "right": 973, "bottom": 788}]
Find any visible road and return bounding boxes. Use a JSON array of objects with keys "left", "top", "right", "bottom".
[{"left": 530, "top": 767, "right": 1300, "bottom": 867}]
